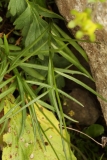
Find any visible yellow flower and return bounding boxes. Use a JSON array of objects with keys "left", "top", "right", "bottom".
[{"left": 68, "top": 8, "right": 102, "bottom": 41}]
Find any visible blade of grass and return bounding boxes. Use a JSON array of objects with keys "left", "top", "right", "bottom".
[
  {"left": 4, "top": 90, "right": 50, "bottom": 120},
  {"left": 0, "top": 76, "right": 16, "bottom": 89},
  {"left": 8, "top": 40, "right": 48, "bottom": 73},
  {"left": 0, "top": 85, "right": 16, "bottom": 99},
  {"left": 0, "top": 57, "right": 9, "bottom": 82},
  {"left": 58, "top": 89, "right": 84, "bottom": 107},
  {"left": 11, "top": 26, "right": 49, "bottom": 67},
  {"left": 55, "top": 67, "right": 90, "bottom": 77},
  {"left": 13, "top": 68, "right": 26, "bottom": 137},
  {"left": 3, "top": 34, "right": 10, "bottom": 56},
  {"left": 20, "top": 66, "right": 45, "bottom": 80},
  {"left": 38, "top": 100, "right": 78, "bottom": 122},
  {"left": 52, "top": 36, "right": 79, "bottom": 63},
  {"left": 48, "top": 50, "right": 61, "bottom": 119},
  {"left": 23, "top": 81, "right": 47, "bottom": 147},
  {"left": 20, "top": 63, "right": 90, "bottom": 79},
  {"left": 0, "top": 119, "right": 8, "bottom": 135},
  {"left": 20, "top": 63, "right": 48, "bottom": 71},
  {"left": 52, "top": 42, "right": 93, "bottom": 80},
  {"left": 48, "top": 23, "right": 71, "bottom": 159},
  {"left": 26, "top": 80, "right": 52, "bottom": 89},
  {"left": 0, "top": 101, "right": 22, "bottom": 125},
  {"left": 47, "top": 23, "right": 61, "bottom": 120},
  {"left": 53, "top": 23, "right": 88, "bottom": 62},
  {"left": 53, "top": 74, "right": 72, "bottom": 160},
  {"left": 55, "top": 70, "right": 107, "bottom": 102}
]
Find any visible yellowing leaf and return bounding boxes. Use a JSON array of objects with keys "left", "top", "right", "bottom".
[
  {"left": 2, "top": 99, "right": 76, "bottom": 160},
  {"left": 34, "top": 103, "right": 59, "bottom": 134}
]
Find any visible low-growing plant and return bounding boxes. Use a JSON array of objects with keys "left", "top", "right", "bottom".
[
  {"left": 0, "top": 0, "right": 106, "bottom": 160},
  {"left": 69, "top": 124, "right": 107, "bottom": 160}
]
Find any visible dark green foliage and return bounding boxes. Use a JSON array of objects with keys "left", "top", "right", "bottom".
[
  {"left": 0, "top": 0, "right": 106, "bottom": 160},
  {"left": 83, "top": 124, "right": 104, "bottom": 138}
]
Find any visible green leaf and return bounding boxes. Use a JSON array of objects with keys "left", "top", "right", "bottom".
[
  {"left": 27, "top": 56, "right": 49, "bottom": 78},
  {"left": 0, "top": 16, "right": 3, "bottom": 22},
  {"left": 0, "top": 54, "right": 8, "bottom": 82},
  {"left": 20, "top": 66, "right": 45, "bottom": 80},
  {"left": 83, "top": 124, "right": 104, "bottom": 138},
  {"left": 4, "top": 35, "right": 10, "bottom": 56},
  {"left": 8, "top": 45, "right": 21, "bottom": 51},
  {"left": 35, "top": 4, "right": 64, "bottom": 19},
  {"left": 53, "top": 44, "right": 93, "bottom": 80},
  {"left": 2, "top": 101, "right": 76, "bottom": 160},
  {"left": 53, "top": 54, "right": 70, "bottom": 68},
  {"left": 33, "top": 0, "right": 46, "bottom": 7},
  {"left": 9, "top": 27, "right": 49, "bottom": 70},
  {"left": 0, "top": 86, "right": 15, "bottom": 100},
  {"left": 8, "top": 0, "right": 27, "bottom": 16},
  {"left": 0, "top": 38, "right": 3, "bottom": 45},
  {"left": 55, "top": 70, "right": 107, "bottom": 102},
  {"left": 56, "top": 76, "right": 65, "bottom": 89},
  {"left": 14, "top": 5, "right": 49, "bottom": 52},
  {"left": 0, "top": 44, "right": 21, "bottom": 51}
]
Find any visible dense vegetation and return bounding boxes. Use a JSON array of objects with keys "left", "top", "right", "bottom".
[{"left": 0, "top": 0, "right": 107, "bottom": 159}]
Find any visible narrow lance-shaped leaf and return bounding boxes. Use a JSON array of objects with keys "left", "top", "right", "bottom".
[
  {"left": 35, "top": 4, "right": 64, "bottom": 19},
  {"left": 20, "top": 66, "right": 45, "bottom": 81}
]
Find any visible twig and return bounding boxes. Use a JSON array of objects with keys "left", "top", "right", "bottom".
[{"left": 61, "top": 125, "right": 103, "bottom": 147}]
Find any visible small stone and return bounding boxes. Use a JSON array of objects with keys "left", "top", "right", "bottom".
[{"left": 63, "top": 88, "right": 100, "bottom": 125}]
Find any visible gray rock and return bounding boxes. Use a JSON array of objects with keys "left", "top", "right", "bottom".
[
  {"left": 55, "top": 0, "right": 107, "bottom": 125},
  {"left": 63, "top": 88, "right": 100, "bottom": 125}
]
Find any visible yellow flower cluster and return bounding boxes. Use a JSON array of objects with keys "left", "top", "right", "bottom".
[{"left": 68, "top": 8, "right": 102, "bottom": 41}]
